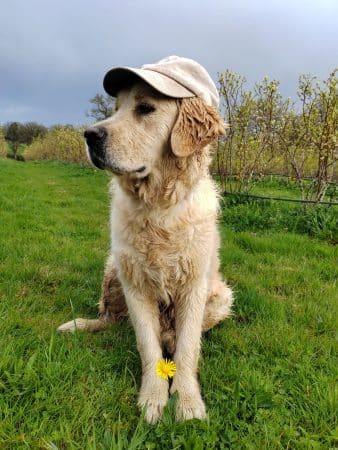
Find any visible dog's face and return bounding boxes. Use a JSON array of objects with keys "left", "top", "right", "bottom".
[
  {"left": 85, "top": 80, "right": 226, "bottom": 177},
  {"left": 85, "top": 82, "right": 178, "bottom": 177}
]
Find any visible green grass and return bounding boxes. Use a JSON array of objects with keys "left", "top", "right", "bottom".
[
  {"left": 0, "top": 158, "right": 337, "bottom": 449},
  {"left": 220, "top": 195, "right": 338, "bottom": 243}
]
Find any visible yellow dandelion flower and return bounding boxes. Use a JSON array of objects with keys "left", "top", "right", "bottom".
[{"left": 156, "top": 359, "right": 176, "bottom": 380}]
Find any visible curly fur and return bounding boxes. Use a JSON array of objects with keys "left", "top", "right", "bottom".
[{"left": 171, "top": 97, "right": 227, "bottom": 156}]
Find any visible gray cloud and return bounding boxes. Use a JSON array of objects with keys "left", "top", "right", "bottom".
[{"left": 0, "top": 0, "right": 337, "bottom": 125}]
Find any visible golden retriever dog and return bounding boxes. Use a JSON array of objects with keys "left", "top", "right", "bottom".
[{"left": 58, "top": 81, "right": 233, "bottom": 423}]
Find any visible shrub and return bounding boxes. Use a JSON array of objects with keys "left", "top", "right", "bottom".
[
  {"left": 216, "top": 68, "right": 338, "bottom": 202},
  {"left": 21, "top": 122, "right": 48, "bottom": 144},
  {"left": 0, "top": 129, "right": 7, "bottom": 157},
  {"left": 24, "top": 127, "right": 88, "bottom": 164}
]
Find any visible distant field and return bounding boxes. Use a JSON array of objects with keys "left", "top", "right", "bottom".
[{"left": 0, "top": 159, "right": 337, "bottom": 449}]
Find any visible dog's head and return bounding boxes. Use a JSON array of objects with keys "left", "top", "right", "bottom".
[{"left": 85, "top": 81, "right": 226, "bottom": 177}]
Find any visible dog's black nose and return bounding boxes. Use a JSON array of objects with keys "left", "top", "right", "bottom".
[
  {"left": 84, "top": 126, "right": 107, "bottom": 145},
  {"left": 84, "top": 126, "right": 107, "bottom": 170}
]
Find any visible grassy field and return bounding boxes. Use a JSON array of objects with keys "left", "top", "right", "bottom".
[{"left": 0, "top": 158, "right": 337, "bottom": 449}]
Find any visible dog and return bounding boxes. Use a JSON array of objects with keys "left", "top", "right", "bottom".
[{"left": 58, "top": 57, "right": 233, "bottom": 423}]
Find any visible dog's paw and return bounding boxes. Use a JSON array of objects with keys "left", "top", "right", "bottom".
[
  {"left": 57, "top": 318, "right": 88, "bottom": 332},
  {"left": 175, "top": 392, "right": 206, "bottom": 421},
  {"left": 138, "top": 375, "right": 169, "bottom": 424},
  {"left": 170, "top": 377, "right": 207, "bottom": 421}
]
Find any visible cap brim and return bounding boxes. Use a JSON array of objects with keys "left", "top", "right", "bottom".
[{"left": 103, "top": 67, "right": 195, "bottom": 99}]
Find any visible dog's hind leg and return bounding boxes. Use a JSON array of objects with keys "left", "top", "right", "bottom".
[
  {"left": 58, "top": 255, "right": 128, "bottom": 333},
  {"left": 202, "top": 277, "right": 233, "bottom": 332},
  {"left": 57, "top": 317, "right": 111, "bottom": 332}
]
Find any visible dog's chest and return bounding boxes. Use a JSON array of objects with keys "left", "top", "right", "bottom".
[
  {"left": 120, "top": 216, "right": 192, "bottom": 272},
  {"left": 111, "top": 206, "right": 211, "bottom": 301},
  {"left": 110, "top": 178, "right": 218, "bottom": 302}
]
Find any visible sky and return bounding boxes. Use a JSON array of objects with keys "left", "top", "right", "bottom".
[{"left": 0, "top": 0, "right": 337, "bottom": 126}]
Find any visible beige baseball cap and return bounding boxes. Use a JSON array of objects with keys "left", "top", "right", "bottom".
[{"left": 103, "top": 55, "right": 219, "bottom": 108}]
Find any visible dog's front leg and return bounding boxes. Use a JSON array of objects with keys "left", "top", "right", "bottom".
[
  {"left": 170, "top": 279, "right": 208, "bottom": 421},
  {"left": 124, "top": 287, "right": 168, "bottom": 424}
]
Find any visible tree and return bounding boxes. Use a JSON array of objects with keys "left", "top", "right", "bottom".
[
  {"left": 3, "top": 121, "right": 47, "bottom": 160},
  {"left": 311, "top": 69, "right": 338, "bottom": 201},
  {"left": 86, "top": 94, "right": 115, "bottom": 121},
  {"left": 21, "top": 122, "right": 47, "bottom": 144},
  {"left": 217, "top": 71, "right": 289, "bottom": 193},
  {"left": 216, "top": 68, "right": 337, "bottom": 201},
  {"left": 4, "top": 121, "right": 47, "bottom": 146},
  {"left": 5, "top": 122, "right": 21, "bottom": 155},
  {"left": 277, "top": 70, "right": 337, "bottom": 202}
]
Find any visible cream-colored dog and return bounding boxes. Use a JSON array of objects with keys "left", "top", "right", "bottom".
[{"left": 58, "top": 80, "right": 233, "bottom": 423}]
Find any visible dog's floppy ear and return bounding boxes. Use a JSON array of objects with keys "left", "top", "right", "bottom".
[{"left": 171, "top": 97, "right": 227, "bottom": 157}]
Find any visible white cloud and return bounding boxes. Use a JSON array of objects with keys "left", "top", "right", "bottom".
[{"left": 0, "top": 104, "right": 33, "bottom": 122}]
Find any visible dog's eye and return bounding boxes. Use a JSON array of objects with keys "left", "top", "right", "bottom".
[{"left": 135, "top": 102, "right": 156, "bottom": 115}]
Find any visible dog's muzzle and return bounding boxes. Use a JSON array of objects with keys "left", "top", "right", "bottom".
[
  {"left": 84, "top": 126, "right": 107, "bottom": 169},
  {"left": 84, "top": 126, "right": 147, "bottom": 175}
]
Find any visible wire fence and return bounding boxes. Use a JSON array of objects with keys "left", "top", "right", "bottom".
[
  {"left": 216, "top": 172, "right": 338, "bottom": 184},
  {"left": 212, "top": 171, "right": 338, "bottom": 206},
  {"left": 222, "top": 190, "right": 338, "bottom": 206}
]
